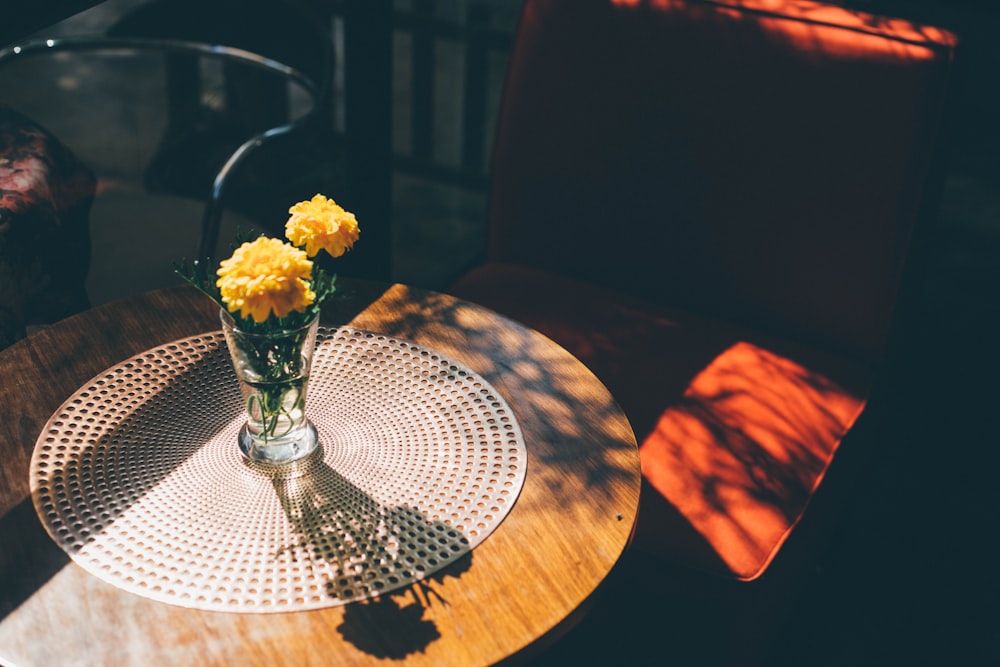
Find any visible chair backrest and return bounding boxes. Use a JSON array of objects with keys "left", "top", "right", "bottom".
[{"left": 486, "top": 0, "right": 956, "bottom": 366}]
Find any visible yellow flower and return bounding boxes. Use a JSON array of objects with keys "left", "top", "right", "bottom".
[
  {"left": 285, "top": 193, "right": 360, "bottom": 258},
  {"left": 216, "top": 237, "right": 315, "bottom": 323}
]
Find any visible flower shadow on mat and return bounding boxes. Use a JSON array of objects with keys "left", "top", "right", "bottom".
[{"left": 270, "top": 456, "right": 473, "bottom": 659}]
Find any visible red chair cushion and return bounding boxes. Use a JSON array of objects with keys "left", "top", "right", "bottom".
[{"left": 449, "top": 262, "right": 873, "bottom": 580}]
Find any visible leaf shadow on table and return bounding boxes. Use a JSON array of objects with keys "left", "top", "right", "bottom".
[
  {"left": 270, "top": 456, "right": 473, "bottom": 660},
  {"left": 335, "top": 558, "right": 473, "bottom": 660},
  {"left": 367, "top": 285, "right": 641, "bottom": 506}
]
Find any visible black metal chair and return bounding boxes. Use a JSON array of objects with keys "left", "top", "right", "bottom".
[
  {"left": 103, "top": 0, "right": 340, "bottom": 257},
  {"left": 0, "top": 3, "right": 335, "bottom": 263}
]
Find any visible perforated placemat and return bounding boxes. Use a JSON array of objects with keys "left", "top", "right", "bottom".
[{"left": 29, "top": 327, "right": 526, "bottom": 613}]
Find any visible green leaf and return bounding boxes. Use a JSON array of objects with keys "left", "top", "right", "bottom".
[{"left": 173, "top": 258, "right": 224, "bottom": 308}]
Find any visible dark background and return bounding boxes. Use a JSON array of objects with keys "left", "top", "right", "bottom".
[{"left": 775, "top": 1, "right": 1000, "bottom": 664}]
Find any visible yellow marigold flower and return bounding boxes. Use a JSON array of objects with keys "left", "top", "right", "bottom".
[
  {"left": 216, "top": 237, "right": 315, "bottom": 323},
  {"left": 285, "top": 193, "right": 360, "bottom": 258}
]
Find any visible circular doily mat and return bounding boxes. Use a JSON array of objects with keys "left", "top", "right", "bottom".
[{"left": 30, "top": 327, "right": 526, "bottom": 613}]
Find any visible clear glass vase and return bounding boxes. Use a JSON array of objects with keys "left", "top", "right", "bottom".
[{"left": 220, "top": 309, "right": 320, "bottom": 464}]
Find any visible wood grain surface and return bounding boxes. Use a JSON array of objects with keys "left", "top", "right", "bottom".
[{"left": 0, "top": 280, "right": 639, "bottom": 666}]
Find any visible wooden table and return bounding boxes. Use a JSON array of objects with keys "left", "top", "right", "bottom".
[{"left": 0, "top": 280, "right": 640, "bottom": 666}]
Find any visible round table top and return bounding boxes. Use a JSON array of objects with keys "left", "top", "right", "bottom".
[{"left": 0, "top": 279, "right": 640, "bottom": 667}]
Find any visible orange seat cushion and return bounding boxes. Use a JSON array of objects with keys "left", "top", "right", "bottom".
[{"left": 448, "top": 262, "right": 873, "bottom": 580}]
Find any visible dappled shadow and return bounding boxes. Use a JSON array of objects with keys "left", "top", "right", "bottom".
[
  {"left": 270, "top": 456, "right": 473, "bottom": 658},
  {"left": 447, "top": 261, "right": 874, "bottom": 581},
  {"left": 346, "top": 283, "right": 641, "bottom": 511},
  {"left": 612, "top": 0, "right": 956, "bottom": 53},
  {"left": 270, "top": 457, "right": 472, "bottom": 605},
  {"left": 637, "top": 341, "right": 869, "bottom": 580}
]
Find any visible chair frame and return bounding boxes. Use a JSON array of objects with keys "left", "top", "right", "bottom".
[{"left": 0, "top": 35, "right": 327, "bottom": 261}]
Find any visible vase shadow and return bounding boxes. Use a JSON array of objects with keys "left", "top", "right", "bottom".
[{"left": 269, "top": 455, "right": 474, "bottom": 658}]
